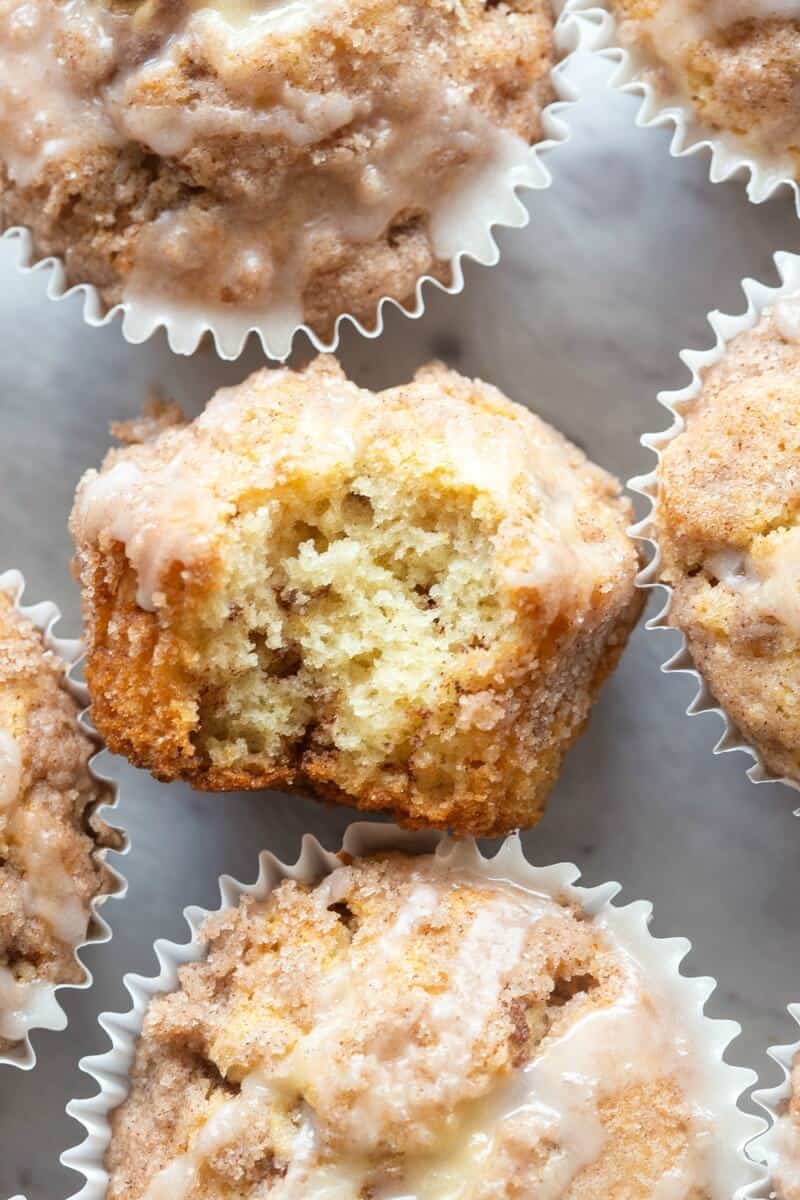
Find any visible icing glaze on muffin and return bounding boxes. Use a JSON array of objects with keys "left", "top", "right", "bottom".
[
  {"left": 106, "top": 851, "right": 741, "bottom": 1199},
  {"left": 655, "top": 296, "right": 800, "bottom": 782},
  {"left": 70, "top": 356, "right": 642, "bottom": 835},
  {"left": 0, "top": 586, "right": 117, "bottom": 1052},
  {"left": 0, "top": 0, "right": 556, "bottom": 344}
]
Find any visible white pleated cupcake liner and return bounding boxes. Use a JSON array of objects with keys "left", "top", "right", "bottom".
[
  {"left": 61, "top": 819, "right": 765, "bottom": 1199},
  {"left": 751, "top": 1004, "right": 800, "bottom": 1195},
  {"left": 1, "top": 0, "right": 598, "bottom": 363},
  {"left": 0, "top": 568, "right": 127, "bottom": 1071},
  {"left": 570, "top": 5, "right": 800, "bottom": 213},
  {"left": 628, "top": 250, "right": 800, "bottom": 800}
]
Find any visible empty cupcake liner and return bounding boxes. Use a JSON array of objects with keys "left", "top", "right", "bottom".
[
  {"left": 570, "top": 5, "right": 800, "bottom": 213},
  {"left": 61, "top": 819, "right": 765, "bottom": 1199},
  {"left": 751, "top": 1004, "right": 800, "bottom": 1195},
  {"left": 1, "top": 0, "right": 598, "bottom": 363},
  {"left": 629, "top": 250, "right": 800, "bottom": 799},
  {"left": 0, "top": 568, "right": 127, "bottom": 1071}
]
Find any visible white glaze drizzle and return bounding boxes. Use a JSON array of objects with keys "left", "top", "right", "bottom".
[
  {"left": 141, "top": 879, "right": 443, "bottom": 1199},
  {"left": 0, "top": 966, "right": 56, "bottom": 1042},
  {"left": 75, "top": 365, "right": 624, "bottom": 622},
  {"left": 0, "top": 728, "right": 21, "bottom": 811},
  {"left": 626, "top": 0, "right": 800, "bottom": 170},
  {"left": 119, "top": 69, "right": 535, "bottom": 346},
  {"left": 0, "top": 629, "right": 92, "bottom": 1040},
  {"left": 74, "top": 456, "right": 233, "bottom": 611},
  {"left": 0, "top": 0, "right": 119, "bottom": 187},
  {"left": 707, "top": 531, "right": 800, "bottom": 638},
  {"left": 16, "top": 808, "right": 88, "bottom": 945},
  {"left": 0, "top": 0, "right": 540, "bottom": 348},
  {"left": 705, "top": 294, "right": 800, "bottom": 643},
  {"left": 139, "top": 865, "right": 726, "bottom": 1199},
  {"left": 1, "top": 725, "right": 85, "bottom": 945}
]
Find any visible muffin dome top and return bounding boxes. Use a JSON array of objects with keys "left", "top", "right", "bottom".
[
  {"left": 0, "top": 587, "right": 115, "bottom": 1052},
  {"left": 70, "top": 356, "right": 641, "bottom": 834},
  {"left": 610, "top": 0, "right": 800, "bottom": 172},
  {"left": 72, "top": 355, "right": 634, "bottom": 617},
  {"left": 0, "top": 0, "right": 555, "bottom": 340},
  {"left": 106, "top": 850, "right": 735, "bottom": 1199},
  {"left": 656, "top": 300, "right": 800, "bottom": 784}
]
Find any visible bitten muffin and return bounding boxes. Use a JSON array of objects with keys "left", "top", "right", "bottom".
[
  {"left": 767, "top": 1053, "right": 800, "bottom": 1200},
  {"left": 105, "top": 851, "right": 736, "bottom": 1199},
  {"left": 70, "top": 357, "right": 642, "bottom": 836},
  {"left": 0, "top": 0, "right": 557, "bottom": 340},
  {"left": 655, "top": 297, "right": 800, "bottom": 784},
  {"left": 609, "top": 1, "right": 800, "bottom": 174},
  {"left": 0, "top": 586, "right": 117, "bottom": 1054}
]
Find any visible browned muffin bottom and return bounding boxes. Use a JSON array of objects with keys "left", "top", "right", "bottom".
[
  {"left": 105, "top": 853, "right": 715, "bottom": 1199},
  {"left": 70, "top": 356, "right": 643, "bottom": 836},
  {"left": 609, "top": 1, "right": 800, "bottom": 174},
  {"left": 0, "top": 0, "right": 556, "bottom": 336},
  {"left": 0, "top": 588, "right": 118, "bottom": 1054},
  {"left": 656, "top": 299, "right": 800, "bottom": 783}
]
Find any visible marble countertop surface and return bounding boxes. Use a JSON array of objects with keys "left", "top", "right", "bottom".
[{"left": 1, "top": 49, "right": 799, "bottom": 1199}]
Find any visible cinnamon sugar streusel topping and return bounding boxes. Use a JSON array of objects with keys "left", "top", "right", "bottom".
[
  {"left": 106, "top": 853, "right": 730, "bottom": 1199},
  {"left": 70, "top": 356, "right": 642, "bottom": 835},
  {"left": 610, "top": 0, "right": 800, "bottom": 175},
  {"left": 768, "top": 1057, "right": 800, "bottom": 1200},
  {"left": 0, "top": 0, "right": 556, "bottom": 341},
  {"left": 0, "top": 587, "right": 117, "bottom": 1051},
  {"left": 656, "top": 298, "right": 800, "bottom": 785}
]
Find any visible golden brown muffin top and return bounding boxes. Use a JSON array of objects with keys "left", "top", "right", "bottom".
[
  {"left": 106, "top": 851, "right": 729, "bottom": 1199},
  {"left": 69, "top": 357, "right": 642, "bottom": 835},
  {"left": 656, "top": 299, "right": 800, "bottom": 782},
  {"left": 610, "top": 1, "right": 800, "bottom": 171},
  {"left": 0, "top": 0, "right": 555, "bottom": 335},
  {"left": 71, "top": 355, "right": 634, "bottom": 620},
  {"left": 0, "top": 587, "right": 116, "bottom": 1050}
]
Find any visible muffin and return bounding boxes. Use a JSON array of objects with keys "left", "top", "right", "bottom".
[
  {"left": 654, "top": 297, "right": 800, "bottom": 785},
  {"left": 70, "top": 356, "right": 643, "bottom": 836},
  {"left": 608, "top": 1, "right": 800, "bottom": 175},
  {"left": 767, "top": 1053, "right": 800, "bottom": 1200},
  {"left": 105, "top": 849, "right": 741, "bottom": 1199},
  {"left": 0, "top": 585, "right": 117, "bottom": 1055},
  {"left": 0, "top": 0, "right": 557, "bottom": 343}
]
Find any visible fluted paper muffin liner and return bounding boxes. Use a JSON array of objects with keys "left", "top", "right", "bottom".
[
  {"left": 0, "top": 0, "right": 596, "bottom": 363},
  {"left": 751, "top": 1005, "right": 800, "bottom": 1195},
  {"left": 570, "top": 5, "right": 800, "bottom": 214},
  {"left": 61, "top": 820, "right": 765, "bottom": 1199},
  {"left": 630, "top": 250, "right": 800, "bottom": 798},
  {"left": 0, "top": 568, "right": 126, "bottom": 1071}
]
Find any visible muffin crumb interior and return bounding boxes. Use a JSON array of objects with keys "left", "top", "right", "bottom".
[{"left": 70, "top": 356, "right": 643, "bottom": 835}]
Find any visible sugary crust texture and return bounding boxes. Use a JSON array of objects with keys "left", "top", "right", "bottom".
[
  {"left": 0, "top": 590, "right": 118, "bottom": 1054},
  {"left": 771, "top": 1056, "right": 800, "bottom": 1200},
  {"left": 610, "top": 1, "right": 800, "bottom": 173},
  {"left": 0, "top": 0, "right": 556, "bottom": 334},
  {"left": 104, "top": 854, "right": 699, "bottom": 1200},
  {"left": 71, "top": 357, "right": 643, "bottom": 837},
  {"left": 655, "top": 312, "right": 800, "bottom": 784}
]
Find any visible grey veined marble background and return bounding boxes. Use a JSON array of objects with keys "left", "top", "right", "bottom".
[{"left": 1, "top": 49, "right": 799, "bottom": 1200}]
